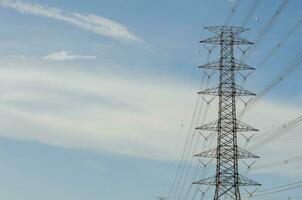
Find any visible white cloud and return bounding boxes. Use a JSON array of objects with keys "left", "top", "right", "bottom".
[
  {"left": 0, "top": 0, "right": 142, "bottom": 43},
  {"left": 0, "top": 58, "right": 300, "bottom": 177},
  {"left": 43, "top": 51, "right": 96, "bottom": 61},
  {"left": 0, "top": 60, "right": 196, "bottom": 161}
]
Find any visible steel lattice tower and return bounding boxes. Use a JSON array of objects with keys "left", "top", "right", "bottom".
[{"left": 192, "top": 26, "right": 261, "bottom": 200}]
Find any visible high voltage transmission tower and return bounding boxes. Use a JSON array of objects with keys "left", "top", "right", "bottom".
[
  {"left": 192, "top": 26, "right": 261, "bottom": 200},
  {"left": 154, "top": 196, "right": 168, "bottom": 200}
]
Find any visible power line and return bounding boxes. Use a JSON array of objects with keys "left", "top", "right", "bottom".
[
  {"left": 168, "top": 1, "right": 299, "bottom": 200},
  {"left": 180, "top": 106, "right": 213, "bottom": 199},
  {"left": 251, "top": 155, "right": 302, "bottom": 170},
  {"left": 240, "top": 0, "right": 261, "bottom": 27},
  {"left": 248, "top": 114, "right": 302, "bottom": 151},
  {"left": 257, "top": 18, "right": 302, "bottom": 68},
  {"left": 224, "top": 0, "right": 241, "bottom": 25},
  {"left": 239, "top": 49, "right": 302, "bottom": 118},
  {"left": 175, "top": 73, "right": 215, "bottom": 200},
  {"left": 178, "top": 96, "right": 214, "bottom": 200},
  {"left": 171, "top": 46, "right": 216, "bottom": 200},
  {"left": 176, "top": 88, "right": 211, "bottom": 199},
  {"left": 191, "top": 164, "right": 213, "bottom": 200},
  {"left": 169, "top": 76, "right": 205, "bottom": 199},
  {"left": 238, "top": 17, "right": 302, "bottom": 89},
  {"left": 248, "top": 197, "right": 302, "bottom": 200},
  {"left": 242, "top": 0, "right": 290, "bottom": 61},
  {"left": 225, "top": 0, "right": 241, "bottom": 25},
  {"left": 242, "top": 180, "right": 302, "bottom": 197},
  {"left": 169, "top": 52, "right": 215, "bottom": 199},
  {"left": 189, "top": 135, "right": 216, "bottom": 200},
  {"left": 173, "top": 2, "right": 290, "bottom": 198}
]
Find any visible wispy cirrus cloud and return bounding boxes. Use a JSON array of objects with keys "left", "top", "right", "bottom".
[
  {"left": 43, "top": 51, "right": 96, "bottom": 61},
  {"left": 0, "top": 0, "right": 142, "bottom": 43}
]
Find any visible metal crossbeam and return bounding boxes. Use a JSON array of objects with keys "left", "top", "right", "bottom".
[{"left": 194, "top": 147, "right": 259, "bottom": 159}]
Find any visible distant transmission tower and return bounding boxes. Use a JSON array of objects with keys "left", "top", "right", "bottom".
[
  {"left": 193, "top": 26, "right": 261, "bottom": 200},
  {"left": 154, "top": 196, "right": 168, "bottom": 200}
]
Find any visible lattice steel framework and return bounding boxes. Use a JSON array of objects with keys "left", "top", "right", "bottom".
[{"left": 193, "top": 26, "right": 260, "bottom": 200}]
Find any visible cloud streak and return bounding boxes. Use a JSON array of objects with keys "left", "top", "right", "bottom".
[
  {"left": 0, "top": 60, "right": 196, "bottom": 161},
  {"left": 0, "top": 58, "right": 301, "bottom": 167},
  {"left": 43, "top": 51, "right": 96, "bottom": 61},
  {"left": 0, "top": 0, "right": 142, "bottom": 43}
]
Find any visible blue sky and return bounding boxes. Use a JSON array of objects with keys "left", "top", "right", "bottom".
[{"left": 0, "top": 0, "right": 301, "bottom": 199}]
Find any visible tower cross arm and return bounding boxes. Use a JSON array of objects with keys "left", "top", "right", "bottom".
[{"left": 200, "top": 35, "right": 253, "bottom": 45}]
